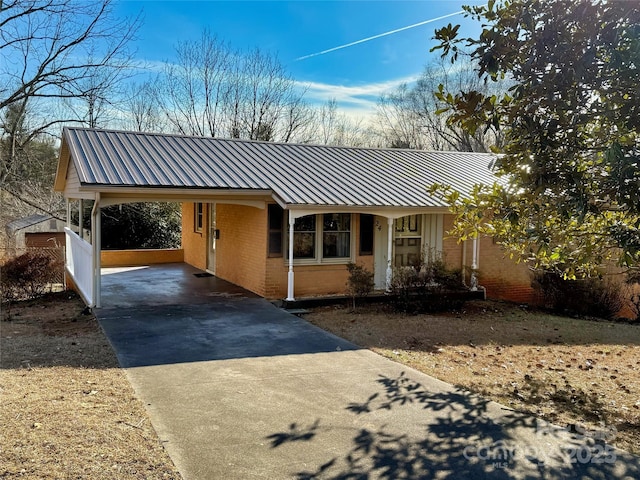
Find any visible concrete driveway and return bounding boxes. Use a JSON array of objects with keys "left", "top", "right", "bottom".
[{"left": 96, "top": 267, "right": 640, "bottom": 479}]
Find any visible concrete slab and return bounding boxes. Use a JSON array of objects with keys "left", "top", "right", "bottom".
[
  {"left": 101, "top": 263, "right": 257, "bottom": 309},
  {"left": 96, "top": 266, "right": 640, "bottom": 479}
]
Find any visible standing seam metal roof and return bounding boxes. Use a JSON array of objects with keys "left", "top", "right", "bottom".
[{"left": 61, "top": 127, "right": 499, "bottom": 208}]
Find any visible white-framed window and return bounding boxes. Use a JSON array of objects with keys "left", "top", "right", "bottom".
[
  {"left": 322, "top": 213, "right": 351, "bottom": 258},
  {"left": 287, "top": 213, "right": 353, "bottom": 263}
]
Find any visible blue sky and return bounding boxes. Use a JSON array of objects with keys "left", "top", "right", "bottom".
[{"left": 115, "top": 1, "right": 485, "bottom": 117}]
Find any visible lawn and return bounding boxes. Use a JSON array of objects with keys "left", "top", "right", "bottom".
[
  {"left": 306, "top": 300, "right": 640, "bottom": 455},
  {"left": 0, "top": 293, "right": 181, "bottom": 479}
]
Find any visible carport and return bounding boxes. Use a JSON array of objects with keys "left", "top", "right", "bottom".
[{"left": 54, "top": 127, "right": 500, "bottom": 308}]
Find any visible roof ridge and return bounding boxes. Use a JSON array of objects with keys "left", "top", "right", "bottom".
[{"left": 62, "top": 127, "right": 496, "bottom": 156}]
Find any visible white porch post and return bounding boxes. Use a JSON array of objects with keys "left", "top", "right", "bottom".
[
  {"left": 470, "top": 236, "right": 478, "bottom": 291},
  {"left": 91, "top": 195, "right": 102, "bottom": 308},
  {"left": 286, "top": 211, "right": 295, "bottom": 301},
  {"left": 78, "top": 199, "right": 84, "bottom": 239},
  {"left": 66, "top": 199, "right": 71, "bottom": 229},
  {"left": 385, "top": 217, "right": 394, "bottom": 292},
  {"left": 461, "top": 240, "right": 467, "bottom": 286}
]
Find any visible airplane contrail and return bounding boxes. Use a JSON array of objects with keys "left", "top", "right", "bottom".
[{"left": 295, "top": 10, "right": 465, "bottom": 61}]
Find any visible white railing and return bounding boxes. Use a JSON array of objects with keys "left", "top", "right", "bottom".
[{"left": 65, "top": 227, "right": 93, "bottom": 305}]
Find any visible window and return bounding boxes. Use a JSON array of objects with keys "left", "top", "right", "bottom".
[
  {"left": 395, "top": 214, "right": 420, "bottom": 234},
  {"left": 359, "top": 214, "right": 374, "bottom": 256},
  {"left": 194, "top": 203, "right": 204, "bottom": 233},
  {"left": 323, "top": 213, "right": 351, "bottom": 258},
  {"left": 268, "top": 204, "right": 284, "bottom": 257},
  {"left": 287, "top": 214, "right": 353, "bottom": 262},
  {"left": 292, "top": 215, "right": 316, "bottom": 258}
]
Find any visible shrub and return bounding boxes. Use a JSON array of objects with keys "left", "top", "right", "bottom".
[
  {"left": 622, "top": 274, "right": 640, "bottom": 322},
  {"left": 1, "top": 252, "right": 62, "bottom": 302},
  {"left": 531, "top": 270, "right": 626, "bottom": 320},
  {"left": 346, "top": 262, "right": 374, "bottom": 310},
  {"left": 421, "top": 247, "right": 462, "bottom": 289},
  {"left": 390, "top": 248, "right": 464, "bottom": 313}
]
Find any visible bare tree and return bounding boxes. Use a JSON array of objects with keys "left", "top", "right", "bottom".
[
  {"left": 63, "top": 52, "right": 136, "bottom": 129},
  {"left": 375, "top": 59, "right": 501, "bottom": 152},
  {"left": 375, "top": 84, "right": 426, "bottom": 149},
  {"left": 240, "top": 49, "right": 291, "bottom": 141},
  {"left": 0, "top": 0, "right": 139, "bottom": 224},
  {"left": 121, "top": 78, "right": 165, "bottom": 133},
  {"left": 0, "top": 100, "right": 65, "bottom": 224},
  {"left": 157, "top": 33, "right": 313, "bottom": 143},
  {"left": 0, "top": 0, "right": 139, "bottom": 131},
  {"left": 159, "top": 31, "right": 232, "bottom": 137},
  {"left": 276, "top": 92, "right": 316, "bottom": 143},
  {"left": 310, "top": 99, "right": 371, "bottom": 147}
]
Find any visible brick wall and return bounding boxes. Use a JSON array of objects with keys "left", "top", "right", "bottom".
[
  {"left": 101, "top": 249, "right": 184, "bottom": 267},
  {"left": 215, "top": 204, "right": 268, "bottom": 296},
  {"left": 442, "top": 214, "right": 535, "bottom": 303},
  {"left": 182, "top": 206, "right": 537, "bottom": 303},
  {"left": 181, "top": 202, "right": 207, "bottom": 270},
  {"left": 478, "top": 234, "right": 536, "bottom": 303},
  {"left": 265, "top": 214, "right": 375, "bottom": 299}
]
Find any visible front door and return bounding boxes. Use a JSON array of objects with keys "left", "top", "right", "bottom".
[
  {"left": 207, "top": 203, "right": 216, "bottom": 274},
  {"left": 393, "top": 215, "right": 422, "bottom": 267}
]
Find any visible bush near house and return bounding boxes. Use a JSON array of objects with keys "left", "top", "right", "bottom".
[
  {"left": 531, "top": 270, "right": 631, "bottom": 320},
  {"left": 346, "top": 262, "right": 374, "bottom": 310},
  {"left": 390, "top": 249, "right": 464, "bottom": 313},
  {"left": 1, "top": 251, "right": 62, "bottom": 303}
]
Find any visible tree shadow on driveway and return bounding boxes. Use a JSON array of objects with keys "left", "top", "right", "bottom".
[{"left": 267, "top": 372, "right": 640, "bottom": 479}]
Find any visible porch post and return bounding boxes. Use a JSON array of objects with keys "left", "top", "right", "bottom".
[
  {"left": 66, "top": 199, "right": 71, "bottom": 229},
  {"left": 470, "top": 236, "right": 478, "bottom": 291},
  {"left": 385, "top": 217, "right": 393, "bottom": 292},
  {"left": 286, "top": 211, "right": 295, "bottom": 301},
  {"left": 78, "top": 199, "right": 84, "bottom": 240},
  {"left": 461, "top": 240, "right": 467, "bottom": 286},
  {"left": 91, "top": 195, "right": 102, "bottom": 308}
]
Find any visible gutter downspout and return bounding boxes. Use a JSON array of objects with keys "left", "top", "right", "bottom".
[{"left": 91, "top": 194, "right": 101, "bottom": 308}]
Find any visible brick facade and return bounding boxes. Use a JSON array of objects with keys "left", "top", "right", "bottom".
[
  {"left": 263, "top": 215, "right": 375, "bottom": 298},
  {"left": 215, "top": 204, "right": 268, "bottom": 296},
  {"left": 182, "top": 202, "right": 207, "bottom": 270},
  {"left": 442, "top": 214, "right": 535, "bottom": 303},
  {"left": 181, "top": 204, "right": 536, "bottom": 303}
]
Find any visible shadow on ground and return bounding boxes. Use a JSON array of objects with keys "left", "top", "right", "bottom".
[{"left": 267, "top": 372, "right": 640, "bottom": 479}]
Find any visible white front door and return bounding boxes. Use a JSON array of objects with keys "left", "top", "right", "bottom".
[
  {"left": 207, "top": 203, "right": 216, "bottom": 274},
  {"left": 373, "top": 216, "right": 388, "bottom": 289}
]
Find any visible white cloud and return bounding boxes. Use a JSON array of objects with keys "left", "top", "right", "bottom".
[{"left": 295, "top": 74, "right": 421, "bottom": 117}]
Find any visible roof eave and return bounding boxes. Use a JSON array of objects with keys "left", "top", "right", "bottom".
[{"left": 53, "top": 131, "right": 71, "bottom": 192}]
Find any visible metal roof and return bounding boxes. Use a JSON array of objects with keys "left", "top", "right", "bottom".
[
  {"left": 60, "top": 127, "right": 499, "bottom": 208},
  {"left": 6, "top": 214, "right": 52, "bottom": 235}
]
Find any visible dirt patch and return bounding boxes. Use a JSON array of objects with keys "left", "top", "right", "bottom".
[
  {"left": 306, "top": 300, "right": 640, "bottom": 455},
  {"left": 0, "top": 292, "right": 181, "bottom": 479}
]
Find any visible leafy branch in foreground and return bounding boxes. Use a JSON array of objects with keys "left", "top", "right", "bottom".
[{"left": 431, "top": 0, "right": 640, "bottom": 278}]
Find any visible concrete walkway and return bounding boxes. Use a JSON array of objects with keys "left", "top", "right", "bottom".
[{"left": 96, "top": 265, "right": 640, "bottom": 479}]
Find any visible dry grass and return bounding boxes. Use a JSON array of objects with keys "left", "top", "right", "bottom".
[
  {"left": 0, "top": 292, "right": 181, "bottom": 479},
  {"left": 306, "top": 300, "right": 640, "bottom": 455}
]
